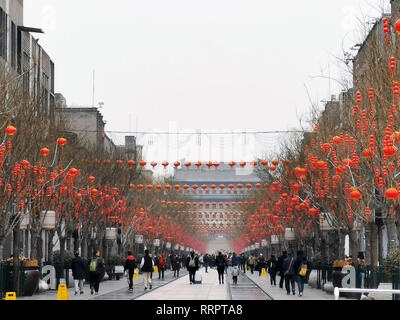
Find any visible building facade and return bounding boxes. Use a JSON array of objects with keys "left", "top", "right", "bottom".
[{"left": 0, "top": 0, "right": 55, "bottom": 118}]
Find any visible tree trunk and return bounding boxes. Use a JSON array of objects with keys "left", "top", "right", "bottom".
[
  {"left": 47, "top": 230, "right": 55, "bottom": 264},
  {"left": 349, "top": 230, "right": 359, "bottom": 260},
  {"left": 385, "top": 217, "right": 399, "bottom": 254},
  {"left": 369, "top": 223, "right": 378, "bottom": 267},
  {"left": 59, "top": 237, "right": 66, "bottom": 268},
  {"left": 12, "top": 226, "right": 20, "bottom": 294}
]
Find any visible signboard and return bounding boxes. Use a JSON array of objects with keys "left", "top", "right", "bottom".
[
  {"left": 174, "top": 244, "right": 179, "bottom": 250},
  {"left": 261, "top": 239, "right": 267, "bottom": 247},
  {"left": 135, "top": 235, "right": 143, "bottom": 244},
  {"left": 255, "top": 242, "right": 260, "bottom": 249},
  {"left": 153, "top": 239, "right": 160, "bottom": 247},
  {"left": 166, "top": 242, "right": 171, "bottom": 249}
]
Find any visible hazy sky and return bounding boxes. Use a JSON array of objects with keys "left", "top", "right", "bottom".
[{"left": 24, "top": 0, "right": 388, "bottom": 145}]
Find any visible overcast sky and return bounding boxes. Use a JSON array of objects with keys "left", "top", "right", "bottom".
[{"left": 24, "top": 0, "right": 388, "bottom": 149}]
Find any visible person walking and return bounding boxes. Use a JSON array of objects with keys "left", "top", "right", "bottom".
[
  {"left": 140, "top": 250, "right": 154, "bottom": 290},
  {"left": 248, "top": 254, "right": 256, "bottom": 274},
  {"left": 267, "top": 255, "right": 278, "bottom": 286},
  {"left": 282, "top": 252, "right": 296, "bottom": 295},
  {"left": 71, "top": 251, "right": 86, "bottom": 295},
  {"left": 186, "top": 251, "right": 199, "bottom": 284},
  {"left": 231, "top": 252, "right": 239, "bottom": 267},
  {"left": 231, "top": 264, "right": 240, "bottom": 285},
  {"left": 204, "top": 253, "right": 209, "bottom": 273},
  {"left": 277, "top": 250, "right": 287, "bottom": 289},
  {"left": 293, "top": 250, "right": 307, "bottom": 297},
  {"left": 239, "top": 254, "right": 246, "bottom": 273},
  {"left": 256, "top": 254, "right": 265, "bottom": 276},
  {"left": 124, "top": 251, "right": 136, "bottom": 291},
  {"left": 216, "top": 252, "right": 226, "bottom": 284},
  {"left": 89, "top": 250, "right": 105, "bottom": 295},
  {"left": 172, "top": 254, "right": 182, "bottom": 277},
  {"left": 158, "top": 253, "right": 166, "bottom": 280}
]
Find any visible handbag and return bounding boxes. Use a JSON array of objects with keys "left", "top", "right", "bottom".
[{"left": 299, "top": 264, "right": 307, "bottom": 276}]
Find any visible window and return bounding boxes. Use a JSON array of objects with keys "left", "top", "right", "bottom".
[
  {"left": 0, "top": 8, "right": 7, "bottom": 60},
  {"left": 11, "top": 22, "right": 16, "bottom": 69},
  {"left": 22, "top": 52, "right": 30, "bottom": 93},
  {"left": 42, "top": 73, "right": 49, "bottom": 115}
]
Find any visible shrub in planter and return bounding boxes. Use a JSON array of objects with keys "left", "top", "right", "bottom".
[
  {"left": 51, "top": 250, "right": 74, "bottom": 269},
  {"left": 385, "top": 249, "right": 400, "bottom": 280}
]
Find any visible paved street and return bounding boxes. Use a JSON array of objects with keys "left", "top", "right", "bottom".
[{"left": 16, "top": 266, "right": 349, "bottom": 300}]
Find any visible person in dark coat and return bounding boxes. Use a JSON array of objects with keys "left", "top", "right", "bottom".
[
  {"left": 231, "top": 252, "right": 239, "bottom": 266},
  {"left": 186, "top": 251, "right": 199, "bottom": 284},
  {"left": 293, "top": 250, "right": 307, "bottom": 297},
  {"left": 71, "top": 251, "right": 86, "bottom": 295},
  {"left": 172, "top": 254, "right": 182, "bottom": 277},
  {"left": 140, "top": 250, "right": 154, "bottom": 290},
  {"left": 124, "top": 251, "right": 136, "bottom": 291},
  {"left": 282, "top": 252, "right": 296, "bottom": 295},
  {"left": 204, "top": 253, "right": 209, "bottom": 273},
  {"left": 215, "top": 252, "right": 227, "bottom": 284},
  {"left": 267, "top": 255, "right": 278, "bottom": 286},
  {"left": 277, "top": 250, "right": 287, "bottom": 288},
  {"left": 256, "top": 254, "right": 266, "bottom": 276},
  {"left": 89, "top": 250, "right": 105, "bottom": 295},
  {"left": 239, "top": 254, "right": 246, "bottom": 273}
]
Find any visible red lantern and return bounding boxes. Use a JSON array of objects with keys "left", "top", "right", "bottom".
[
  {"left": 350, "top": 189, "right": 361, "bottom": 200},
  {"left": 162, "top": 161, "right": 169, "bottom": 168},
  {"left": 386, "top": 188, "right": 398, "bottom": 200},
  {"left": 40, "top": 148, "right": 50, "bottom": 156},
  {"left": 228, "top": 161, "right": 236, "bottom": 168},
  {"left": 150, "top": 161, "right": 158, "bottom": 168},
  {"left": 5, "top": 125, "right": 17, "bottom": 136},
  {"left": 192, "top": 185, "right": 198, "bottom": 191},
  {"left": 174, "top": 185, "right": 181, "bottom": 191},
  {"left": 395, "top": 19, "right": 400, "bottom": 35},
  {"left": 124, "top": 160, "right": 134, "bottom": 167},
  {"left": 88, "top": 176, "right": 95, "bottom": 183},
  {"left": 184, "top": 162, "right": 192, "bottom": 168},
  {"left": 309, "top": 208, "right": 317, "bottom": 215},
  {"left": 362, "top": 149, "right": 372, "bottom": 158},
  {"left": 269, "top": 166, "right": 276, "bottom": 171},
  {"left": 219, "top": 184, "right": 225, "bottom": 190},
  {"left": 383, "top": 146, "right": 396, "bottom": 157},
  {"left": 139, "top": 161, "right": 147, "bottom": 167},
  {"left": 174, "top": 161, "right": 180, "bottom": 167},
  {"left": 195, "top": 161, "right": 202, "bottom": 168},
  {"left": 272, "top": 160, "right": 279, "bottom": 166},
  {"left": 165, "top": 184, "right": 171, "bottom": 191},
  {"left": 57, "top": 137, "right": 67, "bottom": 146},
  {"left": 20, "top": 160, "right": 30, "bottom": 168}
]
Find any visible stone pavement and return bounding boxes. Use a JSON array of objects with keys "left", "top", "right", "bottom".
[
  {"left": 17, "top": 269, "right": 188, "bottom": 300},
  {"left": 244, "top": 270, "right": 341, "bottom": 300},
  {"left": 137, "top": 267, "right": 230, "bottom": 300}
]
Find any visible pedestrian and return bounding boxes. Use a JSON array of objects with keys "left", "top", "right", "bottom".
[
  {"left": 158, "top": 253, "right": 166, "bottom": 280},
  {"left": 172, "top": 254, "right": 182, "bottom": 277},
  {"left": 89, "top": 250, "right": 105, "bottom": 295},
  {"left": 293, "top": 250, "right": 307, "bottom": 297},
  {"left": 140, "top": 249, "right": 154, "bottom": 290},
  {"left": 124, "top": 251, "right": 136, "bottom": 291},
  {"left": 267, "top": 255, "right": 278, "bottom": 286},
  {"left": 186, "top": 251, "right": 199, "bottom": 284},
  {"left": 239, "top": 254, "right": 246, "bottom": 273},
  {"left": 224, "top": 254, "right": 229, "bottom": 274},
  {"left": 204, "top": 253, "right": 209, "bottom": 273},
  {"left": 71, "top": 251, "right": 86, "bottom": 295},
  {"left": 231, "top": 264, "right": 240, "bottom": 285},
  {"left": 216, "top": 252, "right": 226, "bottom": 284},
  {"left": 282, "top": 252, "right": 296, "bottom": 295},
  {"left": 248, "top": 254, "right": 256, "bottom": 274},
  {"left": 256, "top": 253, "right": 265, "bottom": 276},
  {"left": 277, "top": 250, "right": 287, "bottom": 289},
  {"left": 199, "top": 255, "right": 204, "bottom": 268},
  {"left": 231, "top": 252, "right": 239, "bottom": 267}
]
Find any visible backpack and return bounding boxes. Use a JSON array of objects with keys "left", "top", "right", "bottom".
[
  {"left": 189, "top": 256, "right": 196, "bottom": 267},
  {"left": 232, "top": 266, "right": 240, "bottom": 276},
  {"left": 90, "top": 258, "right": 97, "bottom": 272},
  {"left": 299, "top": 263, "right": 307, "bottom": 276}
]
